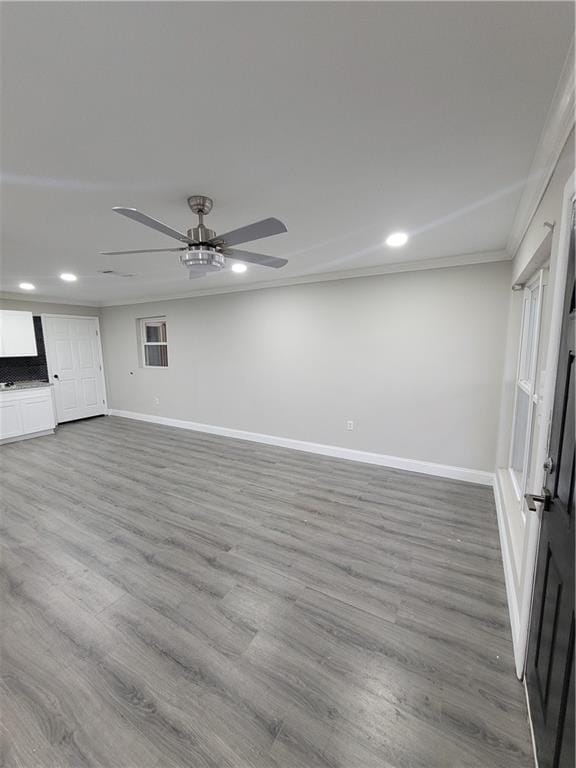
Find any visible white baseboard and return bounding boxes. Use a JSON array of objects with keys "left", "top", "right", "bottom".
[
  {"left": 108, "top": 409, "right": 494, "bottom": 486},
  {"left": 493, "top": 470, "right": 522, "bottom": 677}
]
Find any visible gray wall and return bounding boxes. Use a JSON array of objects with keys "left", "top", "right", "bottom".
[{"left": 101, "top": 260, "right": 511, "bottom": 472}]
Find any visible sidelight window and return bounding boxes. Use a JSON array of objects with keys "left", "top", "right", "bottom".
[{"left": 509, "top": 271, "right": 545, "bottom": 500}]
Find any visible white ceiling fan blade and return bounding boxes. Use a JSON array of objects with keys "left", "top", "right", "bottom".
[
  {"left": 113, "top": 207, "right": 194, "bottom": 244},
  {"left": 211, "top": 218, "right": 287, "bottom": 248},
  {"left": 100, "top": 247, "right": 187, "bottom": 255},
  {"left": 223, "top": 248, "right": 288, "bottom": 269}
]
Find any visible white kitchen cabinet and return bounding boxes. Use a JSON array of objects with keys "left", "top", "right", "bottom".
[
  {"left": 0, "top": 387, "right": 55, "bottom": 443},
  {"left": 0, "top": 310, "right": 37, "bottom": 357},
  {"left": 0, "top": 400, "right": 24, "bottom": 439}
]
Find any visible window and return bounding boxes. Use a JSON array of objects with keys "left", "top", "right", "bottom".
[
  {"left": 140, "top": 317, "right": 168, "bottom": 368},
  {"left": 509, "top": 271, "right": 545, "bottom": 500}
]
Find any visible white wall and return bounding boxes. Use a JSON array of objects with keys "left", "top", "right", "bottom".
[
  {"left": 101, "top": 260, "right": 511, "bottom": 474},
  {"left": 494, "top": 130, "right": 574, "bottom": 675},
  {"left": 496, "top": 129, "right": 574, "bottom": 507},
  {"left": 512, "top": 131, "right": 575, "bottom": 285}
]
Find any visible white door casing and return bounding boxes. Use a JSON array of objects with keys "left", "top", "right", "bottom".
[{"left": 42, "top": 315, "right": 107, "bottom": 423}]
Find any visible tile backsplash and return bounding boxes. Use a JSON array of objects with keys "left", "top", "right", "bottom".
[{"left": 0, "top": 316, "right": 49, "bottom": 383}]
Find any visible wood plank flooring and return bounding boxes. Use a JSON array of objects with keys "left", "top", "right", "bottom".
[{"left": 0, "top": 416, "right": 532, "bottom": 767}]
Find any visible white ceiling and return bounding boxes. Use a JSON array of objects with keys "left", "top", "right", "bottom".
[{"left": 1, "top": 2, "right": 573, "bottom": 306}]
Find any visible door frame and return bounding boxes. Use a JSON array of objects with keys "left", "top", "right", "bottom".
[
  {"left": 516, "top": 169, "right": 576, "bottom": 679},
  {"left": 40, "top": 314, "right": 108, "bottom": 419}
]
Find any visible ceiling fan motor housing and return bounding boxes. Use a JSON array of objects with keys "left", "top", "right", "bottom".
[{"left": 189, "top": 226, "right": 216, "bottom": 243}]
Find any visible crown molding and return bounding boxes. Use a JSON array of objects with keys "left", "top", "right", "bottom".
[
  {"left": 0, "top": 292, "right": 101, "bottom": 308},
  {"left": 98, "top": 249, "right": 510, "bottom": 307},
  {"left": 0, "top": 249, "right": 510, "bottom": 309},
  {"left": 506, "top": 39, "right": 575, "bottom": 258}
]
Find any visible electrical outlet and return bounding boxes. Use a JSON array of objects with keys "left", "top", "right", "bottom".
[
  {"left": 154, "top": 397, "right": 160, "bottom": 405},
  {"left": 346, "top": 420, "right": 354, "bottom": 431}
]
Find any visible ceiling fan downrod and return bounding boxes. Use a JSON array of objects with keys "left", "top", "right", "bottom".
[{"left": 187, "top": 195, "right": 215, "bottom": 243}]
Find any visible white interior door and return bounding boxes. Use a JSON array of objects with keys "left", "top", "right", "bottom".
[{"left": 43, "top": 315, "right": 107, "bottom": 423}]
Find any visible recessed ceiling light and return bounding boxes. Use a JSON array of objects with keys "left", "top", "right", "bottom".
[
  {"left": 385, "top": 232, "right": 409, "bottom": 248},
  {"left": 19, "top": 282, "right": 35, "bottom": 291},
  {"left": 231, "top": 263, "right": 247, "bottom": 274},
  {"left": 60, "top": 272, "right": 77, "bottom": 282}
]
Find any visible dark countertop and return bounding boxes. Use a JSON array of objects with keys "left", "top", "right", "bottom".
[{"left": 0, "top": 381, "right": 52, "bottom": 392}]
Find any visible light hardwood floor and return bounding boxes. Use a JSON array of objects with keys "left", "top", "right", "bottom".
[{"left": 1, "top": 416, "right": 532, "bottom": 767}]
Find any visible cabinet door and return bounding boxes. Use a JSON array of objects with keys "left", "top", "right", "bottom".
[
  {"left": 0, "top": 311, "right": 38, "bottom": 357},
  {"left": 20, "top": 395, "right": 55, "bottom": 434},
  {"left": 0, "top": 401, "right": 24, "bottom": 439}
]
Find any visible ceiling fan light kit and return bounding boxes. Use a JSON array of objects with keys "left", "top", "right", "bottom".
[
  {"left": 101, "top": 195, "right": 288, "bottom": 281},
  {"left": 180, "top": 248, "right": 225, "bottom": 272}
]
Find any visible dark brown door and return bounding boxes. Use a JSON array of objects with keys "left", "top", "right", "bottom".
[{"left": 526, "top": 218, "right": 574, "bottom": 768}]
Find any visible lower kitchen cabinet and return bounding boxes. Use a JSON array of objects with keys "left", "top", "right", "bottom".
[{"left": 0, "top": 387, "right": 56, "bottom": 444}]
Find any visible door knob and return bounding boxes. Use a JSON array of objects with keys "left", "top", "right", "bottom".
[
  {"left": 543, "top": 457, "right": 555, "bottom": 473},
  {"left": 53, "top": 374, "right": 59, "bottom": 380},
  {"left": 525, "top": 489, "right": 551, "bottom": 512}
]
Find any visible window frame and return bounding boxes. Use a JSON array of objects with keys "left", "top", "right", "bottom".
[
  {"left": 140, "top": 317, "right": 168, "bottom": 369},
  {"left": 508, "top": 269, "right": 546, "bottom": 503}
]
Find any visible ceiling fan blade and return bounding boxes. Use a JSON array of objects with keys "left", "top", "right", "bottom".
[
  {"left": 223, "top": 248, "right": 288, "bottom": 269},
  {"left": 100, "top": 247, "right": 187, "bottom": 255},
  {"left": 211, "top": 217, "right": 287, "bottom": 248},
  {"left": 113, "top": 207, "right": 194, "bottom": 245},
  {"left": 188, "top": 270, "right": 207, "bottom": 280}
]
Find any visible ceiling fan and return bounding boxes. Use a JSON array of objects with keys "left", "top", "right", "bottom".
[{"left": 100, "top": 195, "right": 288, "bottom": 279}]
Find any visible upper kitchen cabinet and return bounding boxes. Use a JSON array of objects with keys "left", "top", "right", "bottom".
[{"left": 0, "top": 310, "right": 38, "bottom": 357}]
